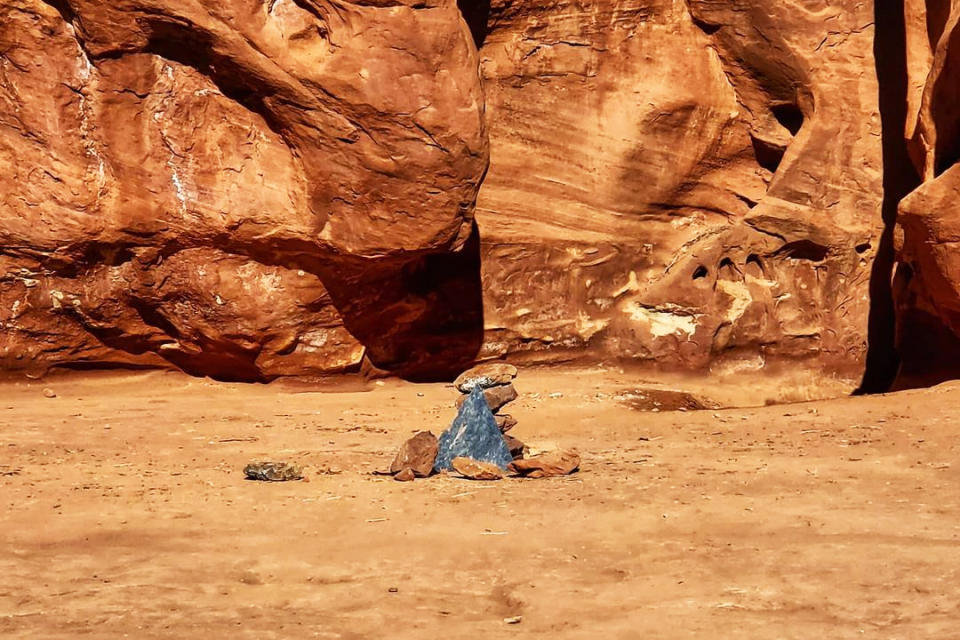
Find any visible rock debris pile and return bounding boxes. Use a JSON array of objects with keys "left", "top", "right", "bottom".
[{"left": 389, "top": 364, "right": 580, "bottom": 482}]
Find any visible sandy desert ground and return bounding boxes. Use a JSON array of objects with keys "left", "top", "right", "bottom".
[{"left": 2, "top": 367, "right": 959, "bottom": 638}]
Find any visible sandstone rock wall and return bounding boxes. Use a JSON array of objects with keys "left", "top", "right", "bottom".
[
  {"left": 0, "top": 0, "right": 886, "bottom": 381},
  {"left": 0, "top": 0, "right": 486, "bottom": 379},
  {"left": 890, "top": 0, "right": 960, "bottom": 387},
  {"left": 474, "top": 0, "right": 883, "bottom": 377}
]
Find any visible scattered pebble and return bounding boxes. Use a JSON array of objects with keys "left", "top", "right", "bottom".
[
  {"left": 394, "top": 468, "right": 416, "bottom": 482},
  {"left": 243, "top": 461, "right": 303, "bottom": 481}
]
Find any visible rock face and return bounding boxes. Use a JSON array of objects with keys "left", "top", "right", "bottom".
[
  {"left": 0, "top": 0, "right": 487, "bottom": 380},
  {"left": 888, "top": 1, "right": 960, "bottom": 388},
  {"left": 0, "top": 0, "right": 894, "bottom": 384},
  {"left": 473, "top": 0, "right": 883, "bottom": 379}
]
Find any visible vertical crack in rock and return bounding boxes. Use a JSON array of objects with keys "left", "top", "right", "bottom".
[{"left": 857, "top": 0, "right": 919, "bottom": 393}]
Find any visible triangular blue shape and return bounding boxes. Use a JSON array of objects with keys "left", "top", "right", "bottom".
[{"left": 434, "top": 386, "right": 513, "bottom": 471}]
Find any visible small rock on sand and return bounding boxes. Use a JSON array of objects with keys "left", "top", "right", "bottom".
[
  {"left": 452, "top": 457, "right": 505, "bottom": 480},
  {"left": 244, "top": 461, "right": 303, "bottom": 481},
  {"left": 508, "top": 450, "right": 580, "bottom": 478},
  {"left": 390, "top": 431, "right": 437, "bottom": 477},
  {"left": 42, "top": 388, "right": 56, "bottom": 398},
  {"left": 393, "top": 468, "right": 416, "bottom": 482}
]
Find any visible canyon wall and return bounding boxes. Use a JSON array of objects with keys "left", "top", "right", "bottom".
[
  {"left": 473, "top": 0, "right": 882, "bottom": 378},
  {"left": 0, "top": 0, "right": 885, "bottom": 381},
  {"left": 891, "top": 0, "right": 960, "bottom": 387},
  {"left": 0, "top": 0, "right": 487, "bottom": 379}
]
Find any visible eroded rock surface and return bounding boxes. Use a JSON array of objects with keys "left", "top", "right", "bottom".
[
  {"left": 0, "top": 0, "right": 486, "bottom": 380},
  {"left": 1, "top": 0, "right": 889, "bottom": 383},
  {"left": 889, "top": 0, "right": 960, "bottom": 387},
  {"left": 473, "top": 0, "right": 882, "bottom": 380}
]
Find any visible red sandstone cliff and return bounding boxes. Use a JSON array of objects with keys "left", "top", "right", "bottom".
[{"left": 0, "top": 0, "right": 946, "bottom": 388}]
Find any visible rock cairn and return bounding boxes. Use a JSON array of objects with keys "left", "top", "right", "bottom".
[
  {"left": 386, "top": 362, "right": 578, "bottom": 481},
  {"left": 453, "top": 363, "right": 521, "bottom": 444}
]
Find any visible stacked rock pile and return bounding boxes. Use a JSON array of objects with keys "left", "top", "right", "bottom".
[
  {"left": 242, "top": 363, "right": 579, "bottom": 483},
  {"left": 452, "top": 363, "right": 526, "bottom": 460},
  {"left": 387, "top": 363, "right": 580, "bottom": 482}
]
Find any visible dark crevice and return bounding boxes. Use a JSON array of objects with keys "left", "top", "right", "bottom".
[
  {"left": 690, "top": 14, "right": 722, "bottom": 35},
  {"left": 771, "top": 102, "right": 804, "bottom": 136},
  {"left": 857, "top": 0, "right": 922, "bottom": 394},
  {"left": 309, "top": 222, "right": 485, "bottom": 382},
  {"left": 42, "top": 0, "right": 77, "bottom": 24},
  {"left": 456, "top": 0, "right": 491, "bottom": 48},
  {"left": 775, "top": 240, "right": 829, "bottom": 262},
  {"left": 927, "top": 0, "right": 951, "bottom": 48},
  {"left": 735, "top": 193, "right": 758, "bottom": 209},
  {"left": 751, "top": 135, "right": 787, "bottom": 173}
]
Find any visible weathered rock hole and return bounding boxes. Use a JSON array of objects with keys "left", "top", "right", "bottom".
[
  {"left": 771, "top": 103, "right": 804, "bottom": 136},
  {"left": 745, "top": 254, "right": 764, "bottom": 276},
  {"left": 855, "top": 242, "right": 871, "bottom": 254},
  {"left": 692, "top": 265, "right": 708, "bottom": 280},
  {"left": 751, "top": 135, "right": 786, "bottom": 173},
  {"left": 717, "top": 257, "right": 740, "bottom": 280},
  {"left": 775, "top": 240, "right": 828, "bottom": 262}
]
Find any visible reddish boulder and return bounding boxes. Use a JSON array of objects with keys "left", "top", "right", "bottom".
[
  {"left": 390, "top": 431, "right": 438, "bottom": 478},
  {"left": 454, "top": 363, "right": 518, "bottom": 393},
  {"left": 508, "top": 451, "right": 580, "bottom": 478},
  {"left": 503, "top": 434, "right": 527, "bottom": 460},
  {"left": 451, "top": 457, "right": 504, "bottom": 481}
]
